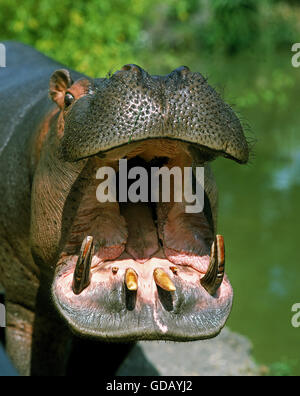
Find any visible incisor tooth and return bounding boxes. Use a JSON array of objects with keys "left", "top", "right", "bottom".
[
  {"left": 154, "top": 268, "right": 176, "bottom": 292},
  {"left": 125, "top": 268, "right": 138, "bottom": 291}
]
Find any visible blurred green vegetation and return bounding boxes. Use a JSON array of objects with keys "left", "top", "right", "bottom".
[
  {"left": 0, "top": 0, "right": 149, "bottom": 75},
  {"left": 1, "top": 0, "right": 299, "bottom": 110},
  {"left": 268, "top": 359, "right": 298, "bottom": 376},
  {"left": 0, "top": 0, "right": 300, "bottom": 77}
]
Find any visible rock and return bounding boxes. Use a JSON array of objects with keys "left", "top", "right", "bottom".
[{"left": 117, "top": 327, "right": 259, "bottom": 376}]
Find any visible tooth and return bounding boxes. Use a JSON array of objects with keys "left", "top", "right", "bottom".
[
  {"left": 170, "top": 266, "right": 178, "bottom": 275},
  {"left": 153, "top": 268, "right": 176, "bottom": 292},
  {"left": 125, "top": 268, "right": 138, "bottom": 291},
  {"left": 72, "top": 236, "right": 94, "bottom": 295},
  {"left": 201, "top": 235, "right": 225, "bottom": 295}
]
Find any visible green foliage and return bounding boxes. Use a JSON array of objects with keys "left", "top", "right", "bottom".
[
  {"left": 0, "top": 0, "right": 150, "bottom": 76},
  {"left": 143, "top": 0, "right": 300, "bottom": 55},
  {"left": 1, "top": 0, "right": 300, "bottom": 76},
  {"left": 199, "top": 0, "right": 259, "bottom": 54},
  {"left": 0, "top": 0, "right": 299, "bottom": 110}
]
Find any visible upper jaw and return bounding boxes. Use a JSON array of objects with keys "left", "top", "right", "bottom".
[
  {"left": 60, "top": 64, "right": 249, "bottom": 164},
  {"left": 65, "top": 138, "right": 246, "bottom": 165}
]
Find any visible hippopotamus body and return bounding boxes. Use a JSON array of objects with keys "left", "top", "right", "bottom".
[{"left": 0, "top": 42, "right": 249, "bottom": 375}]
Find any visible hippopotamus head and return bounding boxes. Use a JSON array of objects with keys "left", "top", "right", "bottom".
[{"left": 30, "top": 64, "right": 248, "bottom": 341}]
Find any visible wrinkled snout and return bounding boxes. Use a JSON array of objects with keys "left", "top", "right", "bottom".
[{"left": 61, "top": 64, "right": 249, "bottom": 164}]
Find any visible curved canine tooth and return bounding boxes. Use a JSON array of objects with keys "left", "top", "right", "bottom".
[
  {"left": 125, "top": 268, "right": 138, "bottom": 291},
  {"left": 200, "top": 235, "right": 225, "bottom": 295},
  {"left": 72, "top": 236, "right": 94, "bottom": 295},
  {"left": 153, "top": 268, "right": 176, "bottom": 292}
]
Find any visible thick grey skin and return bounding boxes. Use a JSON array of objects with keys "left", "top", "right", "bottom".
[
  {"left": 0, "top": 42, "right": 133, "bottom": 376},
  {"left": 0, "top": 42, "right": 85, "bottom": 375},
  {"left": 0, "top": 42, "right": 248, "bottom": 375}
]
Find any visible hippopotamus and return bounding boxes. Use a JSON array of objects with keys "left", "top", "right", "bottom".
[{"left": 0, "top": 42, "right": 249, "bottom": 376}]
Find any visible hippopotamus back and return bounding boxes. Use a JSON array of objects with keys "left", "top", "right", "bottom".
[{"left": 0, "top": 42, "right": 82, "bottom": 152}]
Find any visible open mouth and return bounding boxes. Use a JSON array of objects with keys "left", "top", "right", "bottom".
[{"left": 52, "top": 138, "right": 233, "bottom": 341}]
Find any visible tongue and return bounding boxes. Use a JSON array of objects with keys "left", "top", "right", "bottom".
[
  {"left": 120, "top": 202, "right": 160, "bottom": 262},
  {"left": 120, "top": 202, "right": 210, "bottom": 273}
]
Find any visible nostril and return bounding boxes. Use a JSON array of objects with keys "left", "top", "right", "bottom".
[
  {"left": 121, "top": 64, "right": 142, "bottom": 74},
  {"left": 174, "top": 65, "right": 190, "bottom": 76}
]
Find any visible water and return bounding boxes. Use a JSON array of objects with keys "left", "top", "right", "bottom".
[{"left": 196, "top": 52, "right": 300, "bottom": 375}]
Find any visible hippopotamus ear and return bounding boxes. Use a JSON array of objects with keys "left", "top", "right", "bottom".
[{"left": 49, "top": 69, "right": 73, "bottom": 109}]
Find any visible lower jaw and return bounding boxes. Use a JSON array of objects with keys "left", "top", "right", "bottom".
[
  {"left": 52, "top": 250, "right": 233, "bottom": 341},
  {"left": 52, "top": 213, "right": 233, "bottom": 341}
]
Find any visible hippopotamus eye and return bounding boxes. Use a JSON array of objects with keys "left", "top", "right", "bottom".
[{"left": 64, "top": 92, "right": 75, "bottom": 108}]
